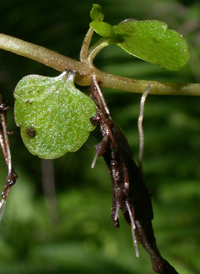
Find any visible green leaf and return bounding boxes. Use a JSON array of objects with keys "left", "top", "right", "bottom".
[
  {"left": 90, "top": 21, "right": 115, "bottom": 37},
  {"left": 112, "top": 20, "right": 190, "bottom": 71},
  {"left": 90, "top": 4, "right": 104, "bottom": 21},
  {"left": 14, "top": 70, "right": 96, "bottom": 159}
]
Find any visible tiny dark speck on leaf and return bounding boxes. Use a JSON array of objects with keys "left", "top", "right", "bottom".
[
  {"left": 26, "top": 100, "right": 32, "bottom": 104},
  {"left": 26, "top": 127, "right": 36, "bottom": 137},
  {"left": 152, "top": 37, "right": 160, "bottom": 43}
]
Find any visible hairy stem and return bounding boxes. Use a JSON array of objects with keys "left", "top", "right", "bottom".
[{"left": 0, "top": 33, "right": 200, "bottom": 96}]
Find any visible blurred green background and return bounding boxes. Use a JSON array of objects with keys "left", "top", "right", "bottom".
[{"left": 0, "top": 0, "right": 200, "bottom": 273}]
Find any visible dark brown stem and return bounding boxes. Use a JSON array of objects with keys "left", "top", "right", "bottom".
[
  {"left": 0, "top": 89, "right": 18, "bottom": 220},
  {"left": 89, "top": 75, "right": 179, "bottom": 274}
]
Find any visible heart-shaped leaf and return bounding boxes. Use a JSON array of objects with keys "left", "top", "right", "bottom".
[
  {"left": 14, "top": 70, "right": 96, "bottom": 159},
  {"left": 112, "top": 20, "right": 190, "bottom": 71}
]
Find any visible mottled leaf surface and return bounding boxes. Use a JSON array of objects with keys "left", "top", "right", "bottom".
[{"left": 14, "top": 71, "right": 96, "bottom": 159}]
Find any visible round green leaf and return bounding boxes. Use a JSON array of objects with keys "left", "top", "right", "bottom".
[
  {"left": 112, "top": 20, "right": 190, "bottom": 71},
  {"left": 90, "top": 21, "right": 115, "bottom": 38},
  {"left": 90, "top": 4, "right": 104, "bottom": 22},
  {"left": 14, "top": 71, "right": 96, "bottom": 159}
]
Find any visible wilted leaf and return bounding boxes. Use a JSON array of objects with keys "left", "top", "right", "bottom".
[{"left": 14, "top": 70, "right": 96, "bottom": 159}]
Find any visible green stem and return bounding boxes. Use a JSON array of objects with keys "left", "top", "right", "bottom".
[
  {"left": 87, "top": 38, "right": 109, "bottom": 65},
  {"left": 79, "top": 27, "right": 94, "bottom": 62},
  {"left": 0, "top": 33, "right": 200, "bottom": 96},
  {"left": 97, "top": 69, "right": 200, "bottom": 96}
]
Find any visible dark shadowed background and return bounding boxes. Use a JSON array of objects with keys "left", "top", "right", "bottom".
[{"left": 0, "top": 0, "right": 200, "bottom": 273}]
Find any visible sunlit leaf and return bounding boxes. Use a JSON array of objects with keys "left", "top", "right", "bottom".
[
  {"left": 112, "top": 20, "right": 190, "bottom": 70},
  {"left": 90, "top": 21, "right": 115, "bottom": 37},
  {"left": 90, "top": 4, "right": 104, "bottom": 22},
  {"left": 14, "top": 70, "right": 96, "bottom": 159}
]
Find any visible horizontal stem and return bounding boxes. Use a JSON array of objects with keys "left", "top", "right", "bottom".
[
  {"left": 0, "top": 33, "right": 200, "bottom": 96},
  {"left": 0, "top": 33, "right": 93, "bottom": 85},
  {"left": 97, "top": 69, "right": 200, "bottom": 96}
]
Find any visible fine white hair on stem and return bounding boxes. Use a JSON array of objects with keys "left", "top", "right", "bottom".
[
  {"left": 91, "top": 151, "right": 98, "bottom": 169},
  {"left": 90, "top": 74, "right": 111, "bottom": 169},
  {"left": 0, "top": 107, "right": 12, "bottom": 221},
  {"left": 0, "top": 94, "right": 18, "bottom": 222},
  {"left": 0, "top": 200, "right": 6, "bottom": 221},
  {"left": 138, "top": 85, "right": 152, "bottom": 171},
  {"left": 2, "top": 113, "right": 12, "bottom": 177},
  {"left": 126, "top": 201, "right": 139, "bottom": 257},
  {"left": 92, "top": 74, "right": 111, "bottom": 117}
]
